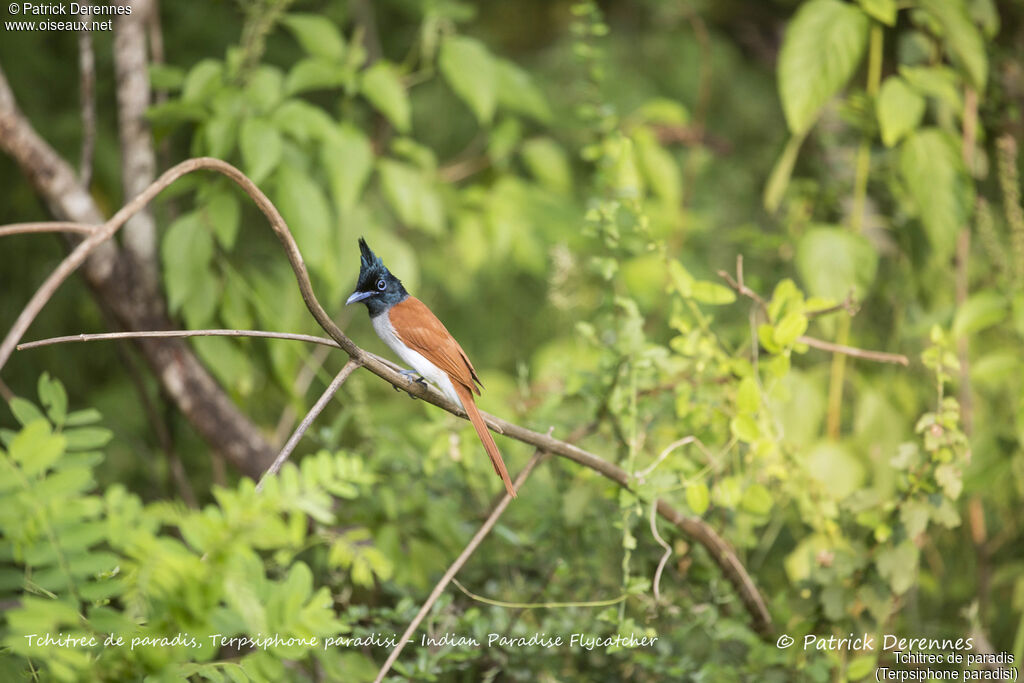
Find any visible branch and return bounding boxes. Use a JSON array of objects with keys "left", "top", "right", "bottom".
[
  {"left": 718, "top": 258, "right": 909, "bottom": 366},
  {"left": 0, "top": 222, "right": 98, "bottom": 237},
  {"left": 256, "top": 360, "right": 360, "bottom": 492},
  {"left": 114, "top": 0, "right": 159, "bottom": 288},
  {"left": 2, "top": 157, "right": 773, "bottom": 635},
  {"left": 77, "top": 1, "right": 96, "bottom": 187},
  {"left": 17, "top": 329, "right": 341, "bottom": 351},
  {"left": 373, "top": 449, "right": 547, "bottom": 683},
  {"left": 0, "top": 70, "right": 277, "bottom": 478}
]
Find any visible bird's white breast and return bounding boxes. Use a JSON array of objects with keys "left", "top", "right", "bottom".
[{"left": 372, "top": 312, "right": 461, "bottom": 405}]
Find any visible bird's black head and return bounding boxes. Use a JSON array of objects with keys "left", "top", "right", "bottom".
[{"left": 345, "top": 238, "right": 409, "bottom": 317}]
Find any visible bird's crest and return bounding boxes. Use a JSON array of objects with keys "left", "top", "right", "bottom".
[{"left": 358, "top": 238, "right": 383, "bottom": 272}]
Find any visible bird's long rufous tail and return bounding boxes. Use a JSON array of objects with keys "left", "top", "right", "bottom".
[{"left": 453, "top": 383, "right": 516, "bottom": 498}]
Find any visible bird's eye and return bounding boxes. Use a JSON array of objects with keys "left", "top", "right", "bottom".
[{"left": 376, "top": 278, "right": 386, "bottom": 291}]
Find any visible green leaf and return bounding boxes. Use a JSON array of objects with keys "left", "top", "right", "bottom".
[
  {"left": 9, "top": 397, "right": 45, "bottom": 426},
  {"left": 730, "top": 415, "right": 760, "bottom": 443},
  {"left": 239, "top": 118, "right": 283, "bottom": 185},
  {"left": 378, "top": 160, "right": 444, "bottom": 234},
  {"left": 690, "top": 281, "right": 736, "bottom": 305},
  {"left": 439, "top": 36, "right": 497, "bottom": 124},
  {"left": 271, "top": 100, "right": 337, "bottom": 143},
  {"left": 201, "top": 189, "right": 241, "bottom": 249},
  {"left": 275, "top": 165, "right": 333, "bottom": 273},
  {"left": 281, "top": 14, "right": 346, "bottom": 61},
  {"left": 876, "top": 76, "right": 925, "bottom": 147},
  {"left": 857, "top": 0, "right": 895, "bottom": 25},
  {"left": 322, "top": 125, "right": 374, "bottom": 213},
  {"left": 361, "top": 62, "right": 410, "bottom": 133},
  {"left": 685, "top": 482, "right": 710, "bottom": 516},
  {"left": 900, "top": 500, "right": 930, "bottom": 537},
  {"left": 519, "top": 138, "right": 572, "bottom": 194},
  {"left": 923, "top": 0, "right": 987, "bottom": 90},
  {"left": 899, "top": 65, "right": 964, "bottom": 113},
  {"left": 805, "top": 441, "right": 865, "bottom": 499},
  {"left": 285, "top": 57, "right": 349, "bottom": 95},
  {"left": 953, "top": 291, "right": 1006, "bottom": 338},
  {"left": 796, "top": 226, "right": 878, "bottom": 300},
  {"left": 777, "top": 0, "right": 869, "bottom": 135},
  {"left": 899, "top": 128, "right": 974, "bottom": 262},
  {"left": 775, "top": 311, "right": 809, "bottom": 346},
  {"left": 161, "top": 212, "right": 216, "bottom": 323},
  {"left": 182, "top": 60, "right": 223, "bottom": 103},
  {"left": 737, "top": 377, "right": 760, "bottom": 415},
  {"left": 10, "top": 419, "right": 65, "bottom": 476},
  {"left": 495, "top": 59, "right": 551, "bottom": 123},
  {"left": 64, "top": 426, "right": 113, "bottom": 450},
  {"left": 634, "top": 129, "right": 681, "bottom": 207},
  {"left": 876, "top": 540, "right": 919, "bottom": 594},
  {"left": 37, "top": 373, "right": 67, "bottom": 427},
  {"left": 848, "top": 654, "right": 877, "bottom": 681},
  {"left": 741, "top": 484, "right": 773, "bottom": 516}
]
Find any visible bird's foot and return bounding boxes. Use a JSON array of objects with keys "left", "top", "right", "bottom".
[{"left": 398, "top": 369, "right": 427, "bottom": 399}]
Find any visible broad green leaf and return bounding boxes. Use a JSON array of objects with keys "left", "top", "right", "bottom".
[
  {"left": 275, "top": 165, "right": 333, "bottom": 273},
  {"left": 685, "top": 482, "right": 710, "bottom": 516},
  {"left": 182, "top": 59, "right": 223, "bottom": 103},
  {"left": 285, "top": 58, "right": 349, "bottom": 95},
  {"left": 271, "top": 100, "right": 336, "bottom": 143},
  {"left": 899, "top": 65, "right": 964, "bottom": 113},
  {"left": 281, "top": 14, "right": 346, "bottom": 61},
  {"left": 148, "top": 63, "right": 185, "bottom": 91},
  {"left": 690, "top": 281, "right": 736, "bottom": 305},
  {"left": 361, "top": 62, "right": 410, "bottom": 133},
  {"left": 634, "top": 129, "right": 681, "bottom": 207},
  {"left": 161, "top": 212, "right": 216, "bottom": 323},
  {"left": 322, "top": 125, "right": 374, "bottom": 213},
  {"left": 953, "top": 290, "right": 1006, "bottom": 338},
  {"left": 741, "top": 484, "right": 773, "bottom": 516},
  {"left": 730, "top": 415, "right": 760, "bottom": 443},
  {"left": 519, "top": 138, "right": 572, "bottom": 194},
  {"left": 899, "top": 128, "right": 974, "bottom": 262},
  {"left": 378, "top": 160, "right": 444, "bottom": 234},
  {"left": 900, "top": 500, "right": 930, "bottom": 537},
  {"left": 857, "top": 0, "right": 895, "bottom": 25},
  {"left": 876, "top": 76, "right": 925, "bottom": 147},
  {"left": 64, "top": 426, "right": 113, "bottom": 450},
  {"left": 876, "top": 540, "right": 919, "bottom": 594},
  {"left": 495, "top": 59, "right": 551, "bottom": 123},
  {"left": 777, "top": 0, "right": 869, "bottom": 135},
  {"left": 439, "top": 36, "right": 497, "bottom": 124},
  {"left": 737, "top": 377, "right": 760, "bottom": 415},
  {"left": 239, "top": 118, "right": 282, "bottom": 185},
  {"left": 796, "top": 226, "right": 878, "bottom": 300},
  {"left": 923, "top": 0, "right": 987, "bottom": 90},
  {"left": 202, "top": 189, "right": 241, "bottom": 249},
  {"left": 775, "top": 310, "right": 809, "bottom": 346},
  {"left": 244, "top": 65, "right": 284, "bottom": 113},
  {"left": 806, "top": 441, "right": 865, "bottom": 498},
  {"left": 848, "top": 655, "right": 877, "bottom": 681}
]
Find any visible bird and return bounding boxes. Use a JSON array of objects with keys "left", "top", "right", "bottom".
[{"left": 345, "top": 238, "right": 517, "bottom": 498}]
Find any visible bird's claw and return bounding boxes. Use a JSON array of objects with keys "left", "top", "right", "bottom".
[{"left": 399, "top": 369, "right": 427, "bottom": 399}]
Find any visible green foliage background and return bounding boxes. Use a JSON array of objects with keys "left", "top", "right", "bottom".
[{"left": 1, "top": 0, "right": 1023, "bottom": 680}]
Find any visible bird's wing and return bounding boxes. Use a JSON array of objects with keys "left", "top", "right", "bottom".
[{"left": 388, "top": 296, "right": 482, "bottom": 393}]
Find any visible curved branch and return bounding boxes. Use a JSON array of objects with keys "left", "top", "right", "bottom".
[{"left": 0, "top": 156, "right": 773, "bottom": 636}]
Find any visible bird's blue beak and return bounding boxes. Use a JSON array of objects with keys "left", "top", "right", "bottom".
[{"left": 346, "top": 290, "right": 373, "bottom": 305}]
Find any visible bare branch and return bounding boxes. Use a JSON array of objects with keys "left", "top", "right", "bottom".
[
  {"left": 0, "top": 222, "right": 98, "bottom": 237},
  {"left": 796, "top": 335, "right": 909, "bottom": 366},
  {"left": 114, "top": 0, "right": 159, "bottom": 287},
  {"left": 373, "top": 448, "right": 547, "bottom": 683},
  {"left": 256, "top": 360, "right": 361, "bottom": 492},
  {"left": 719, "top": 257, "right": 909, "bottom": 367},
  {"left": 77, "top": 1, "right": 96, "bottom": 187},
  {"left": 18, "top": 329, "right": 340, "bottom": 351},
  {"left": 649, "top": 501, "right": 672, "bottom": 603}
]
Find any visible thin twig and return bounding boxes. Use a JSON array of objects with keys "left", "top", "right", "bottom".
[
  {"left": 273, "top": 342, "right": 335, "bottom": 447},
  {"left": 256, "top": 360, "right": 360, "bottom": 492},
  {"left": 719, "top": 257, "right": 909, "bottom": 366},
  {"left": 18, "top": 329, "right": 340, "bottom": 351},
  {"left": 635, "top": 435, "right": 714, "bottom": 480},
  {"left": 450, "top": 577, "right": 625, "bottom": 609},
  {"left": 0, "top": 222, "right": 98, "bottom": 237},
  {"left": 373, "top": 448, "right": 546, "bottom": 683},
  {"left": 649, "top": 501, "right": 672, "bottom": 603},
  {"left": 796, "top": 335, "right": 909, "bottom": 366}
]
